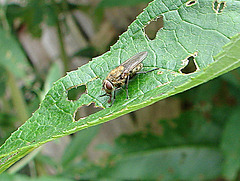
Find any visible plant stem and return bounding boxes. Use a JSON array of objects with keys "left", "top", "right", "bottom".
[
  {"left": 56, "top": 18, "right": 69, "bottom": 73},
  {"left": 0, "top": 1, "right": 11, "bottom": 33},
  {"left": 7, "top": 70, "right": 29, "bottom": 124}
]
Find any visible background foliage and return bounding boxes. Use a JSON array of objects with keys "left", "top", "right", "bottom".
[{"left": 0, "top": 0, "right": 240, "bottom": 180}]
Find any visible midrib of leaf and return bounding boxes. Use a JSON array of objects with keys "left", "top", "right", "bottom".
[{"left": 0, "top": 0, "right": 240, "bottom": 173}]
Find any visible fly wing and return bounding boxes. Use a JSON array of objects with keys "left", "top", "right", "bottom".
[{"left": 120, "top": 51, "right": 148, "bottom": 73}]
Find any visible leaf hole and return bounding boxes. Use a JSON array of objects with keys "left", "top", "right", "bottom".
[
  {"left": 213, "top": 0, "right": 219, "bottom": 11},
  {"left": 212, "top": 0, "right": 226, "bottom": 14},
  {"left": 186, "top": 0, "right": 197, "bottom": 6},
  {"left": 67, "top": 84, "right": 87, "bottom": 101},
  {"left": 74, "top": 103, "right": 103, "bottom": 121},
  {"left": 218, "top": 1, "right": 226, "bottom": 13},
  {"left": 180, "top": 52, "right": 198, "bottom": 74},
  {"left": 144, "top": 16, "right": 163, "bottom": 40}
]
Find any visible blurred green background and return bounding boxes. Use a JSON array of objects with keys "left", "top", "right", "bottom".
[{"left": 0, "top": 0, "right": 240, "bottom": 180}]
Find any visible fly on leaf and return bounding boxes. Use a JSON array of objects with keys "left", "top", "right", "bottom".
[{"left": 100, "top": 51, "right": 159, "bottom": 106}]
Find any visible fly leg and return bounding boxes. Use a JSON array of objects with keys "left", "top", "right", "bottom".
[
  {"left": 136, "top": 68, "right": 159, "bottom": 74},
  {"left": 109, "top": 89, "right": 117, "bottom": 107},
  {"left": 125, "top": 75, "right": 130, "bottom": 99},
  {"left": 99, "top": 93, "right": 108, "bottom": 97}
]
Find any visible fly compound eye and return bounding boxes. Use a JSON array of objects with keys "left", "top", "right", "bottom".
[{"left": 106, "top": 81, "right": 113, "bottom": 90}]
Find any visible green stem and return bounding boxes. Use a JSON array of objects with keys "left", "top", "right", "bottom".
[
  {"left": 56, "top": 18, "right": 69, "bottom": 73},
  {"left": 2, "top": 96, "right": 11, "bottom": 113},
  {"left": 7, "top": 70, "right": 29, "bottom": 124},
  {"left": 0, "top": 1, "right": 11, "bottom": 33}
]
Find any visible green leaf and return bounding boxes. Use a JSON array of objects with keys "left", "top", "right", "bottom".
[
  {"left": 6, "top": 1, "right": 58, "bottom": 37},
  {"left": 221, "top": 108, "right": 240, "bottom": 180},
  {"left": 166, "top": 111, "right": 222, "bottom": 145},
  {"left": 0, "top": 173, "right": 30, "bottom": 181},
  {"left": 112, "top": 111, "right": 222, "bottom": 155},
  {"left": 41, "top": 62, "right": 63, "bottom": 100},
  {"left": 0, "top": 29, "right": 31, "bottom": 80},
  {"left": 21, "top": 0, "right": 45, "bottom": 37},
  {"left": 0, "top": 0, "right": 240, "bottom": 173},
  {"left": 221, "top": 68, "right": 240, "bottom": 89},
  {"left": 61, "top": 125, "right": 100, "bottom": 167},
  {"left": 100, "top": 147, "right": 222, "bottom": 180},
  {"left": 0, "top": 173, "right": 74, "bottom": 181},
  {"left": 97, "top": 0, "right": 152, "bottom": 8}
]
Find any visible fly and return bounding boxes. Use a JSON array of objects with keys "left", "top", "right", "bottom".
[{"left": 100, "top": 51, "right": 159, "bottom": 106}]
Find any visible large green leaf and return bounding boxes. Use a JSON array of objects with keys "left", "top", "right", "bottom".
[
  {"left": 100, "top": 147, "right": 223, "bottom": 180},
  {"left": 0, "top": 0, "right": 240, "bottom": 173}
]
